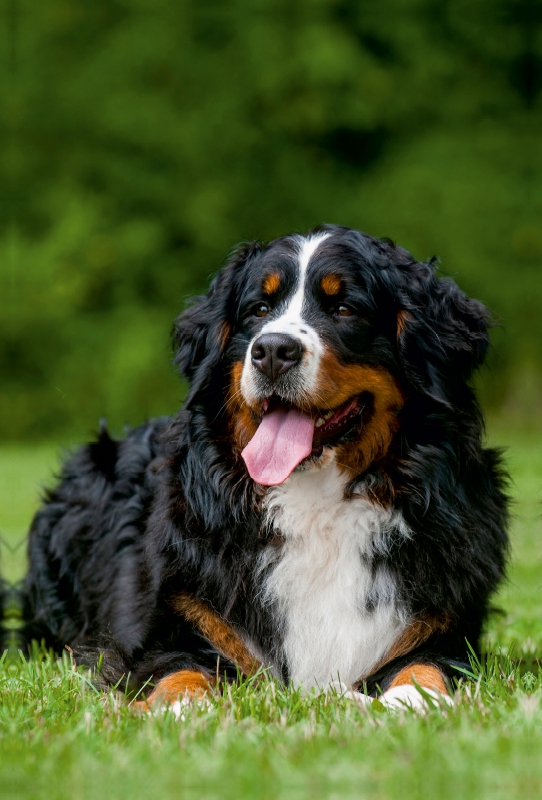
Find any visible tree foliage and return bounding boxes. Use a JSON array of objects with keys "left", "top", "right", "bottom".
[{"left": 3, "top": 0, "right": 541, "bottom": 439}]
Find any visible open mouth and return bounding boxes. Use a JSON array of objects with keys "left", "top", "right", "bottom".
[
  {"left": 311, "top": 397, "right": 362, "bottom": 454},
  {"left": 241, "top": 395, "right": 363, "bottom": 486}
]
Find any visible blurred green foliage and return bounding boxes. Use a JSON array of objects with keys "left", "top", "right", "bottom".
[{"left": 3, "top": 0, "right": 542, "bottom": 440}]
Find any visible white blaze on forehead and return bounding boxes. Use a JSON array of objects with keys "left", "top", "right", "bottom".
[
  {"left": 261, "top": 232, "right": 331, "bottom": 335},
  {"left": 240, "top": 231, "right": 331, "bottom": 405}
]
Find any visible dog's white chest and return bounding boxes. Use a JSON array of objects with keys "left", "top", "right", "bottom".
[{"left": 261, "top": 463, "right": 410, "bottom": 688}]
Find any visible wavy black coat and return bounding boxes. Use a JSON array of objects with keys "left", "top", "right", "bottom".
[{"left": 20, "top": 227, "right": 509, "bottom": 692}]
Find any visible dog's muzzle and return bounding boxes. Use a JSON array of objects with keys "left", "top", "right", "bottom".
[{"left": 250, "top": 333, "right": 304, "bottom": 383}]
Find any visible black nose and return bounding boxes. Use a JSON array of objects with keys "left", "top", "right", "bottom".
[{"left": 251, "top": 333, "right": 303, "bottom": 382}]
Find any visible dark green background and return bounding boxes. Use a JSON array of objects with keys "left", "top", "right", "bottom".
[{"left": 4, "top": 0, "right": 542, "bottom": 441}]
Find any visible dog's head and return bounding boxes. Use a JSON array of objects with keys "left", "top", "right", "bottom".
[{"left": 174, "top": 225, "right": 489, "bottom": 486}]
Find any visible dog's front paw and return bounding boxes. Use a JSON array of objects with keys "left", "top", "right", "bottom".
[
  {"left": 325, "top": 680, "right": 373, "bottom": 706},
  {"left": 379, "top": 684, "right": 453, "bottom": 712}
]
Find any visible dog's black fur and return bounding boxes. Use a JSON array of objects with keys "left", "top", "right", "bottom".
[{"left": 20, "top": 226, "right": 509, "bottom": 695}]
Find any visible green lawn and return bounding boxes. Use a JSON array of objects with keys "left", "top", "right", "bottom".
[{"left": 1, "top": 428, "right": 541, "bottom": 799}]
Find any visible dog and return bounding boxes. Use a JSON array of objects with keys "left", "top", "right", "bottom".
[{"left": 21, "top": 225, "right": 509, "bottom": 710}]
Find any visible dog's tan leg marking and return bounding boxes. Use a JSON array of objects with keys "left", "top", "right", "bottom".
[
  {"left": 388, "top": 664, "right": 448, "bottom": 694},
  {"left": 171, "top": 591, "right": 261, "bottom": 678},
  {"left": 134, "top": 594, "right": 261, "bottom": 711},
  {"left": 355, "top": 614, "right": 451, "bottom": 687},
  {"left": 379, "top": 614, "right": 450, "bottom": 666},
  {"left": 150, "top": 670, "right": 210, "bottom": 703},
  {"left": 135, "top": 669, "right": 211, "bottom": 710}
]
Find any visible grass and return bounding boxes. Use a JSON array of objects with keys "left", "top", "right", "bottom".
[{"left": 1, "top": 426, "right": 541, "bottom": 799}]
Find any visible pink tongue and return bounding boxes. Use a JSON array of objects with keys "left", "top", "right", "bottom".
[{"left": 241, "top": 407, "right": 315, "bottom": 486}]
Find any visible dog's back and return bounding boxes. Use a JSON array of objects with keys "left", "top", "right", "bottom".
[{"left": 21, "top": 418, "right": 169, "bottom": 653}]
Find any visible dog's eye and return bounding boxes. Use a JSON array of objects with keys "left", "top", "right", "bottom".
[
  {"left": 253, "top": 303, "right": 270, "bottom": 318},
  {"left": 333, "top": 304, "right": 355, "bottom": 317}
]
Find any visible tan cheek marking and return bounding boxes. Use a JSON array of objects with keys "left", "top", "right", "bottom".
[
  {"left": 389, "top": 664, "right": 449, "bottom": 695},
  {"left": 172, "top": 591, "right": 261, "bottom": 678},
  {"left": 314, "top": 351, "right": 405, "bottom": 474},
  {"left": 227, "top": 360, "right": 260, "bottom": 451},
  {"left": 397, "top": 310, "right": 413, "bottom": 338},
  {"left": 316, "top": 352, "right": 404, "bottom": 410},
  {"left": 135, "top": 670, "right": 211, "bottom": 710},
  {"left": 263, "top": 272, "right": 281, "bottom": 295},
  {"left": 321, "top": 274, "right": 342, "bottom": 296},
  {"left": 219, "top": 320, "right": 231, "bottom": 350}
]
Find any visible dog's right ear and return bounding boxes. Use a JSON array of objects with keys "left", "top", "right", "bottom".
[
  {"left": 394, "top": 260, "right": 490, "bottom": 406},
  {"left": 173, "top": 242, "right": 261, "bottom": 393}
]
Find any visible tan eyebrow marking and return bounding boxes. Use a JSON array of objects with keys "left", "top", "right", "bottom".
[
  {"left": 321, "top": 274, "right": 342, "bottom": 296},
  {"left": 263, "top": 272, "right": 281, "bottom": 295}
]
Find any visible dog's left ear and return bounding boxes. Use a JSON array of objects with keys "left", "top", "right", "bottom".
[
  {"left": 173, "top": 242, "right": 261, "bottom": 397},
  {"left": 395, "top": 261, "right": 490, "bottom": 405}
]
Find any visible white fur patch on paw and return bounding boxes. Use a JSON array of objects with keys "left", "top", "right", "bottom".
[
  {"left": 343, "top": 689, "right": 372, "bottom": 706},
  {"left": 169, "top": 697, "right": 193, "bottom": 721},
  {"left": 379, "top": 684, "right": 453, "bottom": 712},
  {"left": 325, "top": 680, "right": 372, "bottom": 706},
  {"left": 160, "top": 695, "right": 213, "bottom": 721}
]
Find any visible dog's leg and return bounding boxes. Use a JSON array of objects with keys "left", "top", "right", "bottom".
[
  {"left": 379, "top": 663, "right": 451, "bottom": 710},
  {"left": 387, "top": 663, "right": 448, "bottom": 692},
  {"left": 133, "top": 593, "right": 262, "bottom": 716},
  {"left": 136, "top": 669, "right": 212, "bottom": 713}
]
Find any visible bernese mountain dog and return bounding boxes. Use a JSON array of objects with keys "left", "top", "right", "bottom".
[{"left": 21, "top": 225, "right": 509, "bottom": 711}]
